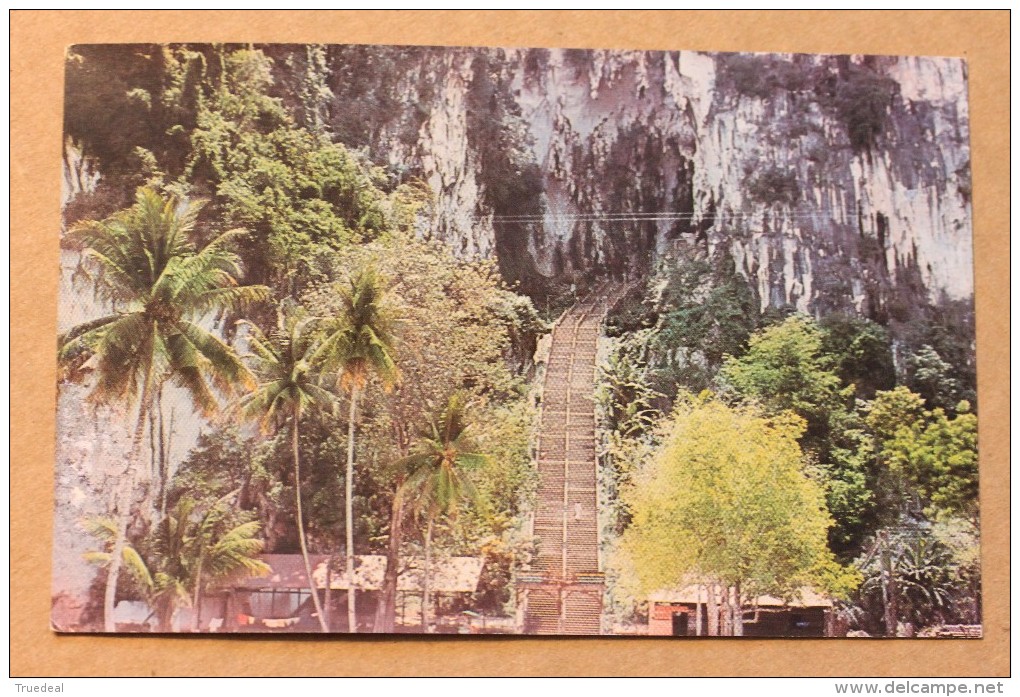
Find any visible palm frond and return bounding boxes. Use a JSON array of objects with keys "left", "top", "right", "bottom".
[
  {"left": 190, "top": 285, "right": 272, "bottom": 317},
  {"left": 122, "top": 545, "right": 155, "bottom": 592},
  {"left": 82, "top": 551, "right": 113, "bottom": 566},
  {"left": 61, "top": 186, "right": 259, "bottom": 427},
  {"left": 81, "top": 516, "right": 120, "bottom": 545},
  {"left": 176, "top": 320, "right": 256, "bottom": 393}
]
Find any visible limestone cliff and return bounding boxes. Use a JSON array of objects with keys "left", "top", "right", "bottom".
[{"left": 317, "top": 46, "right": 972, "bottom": 318}]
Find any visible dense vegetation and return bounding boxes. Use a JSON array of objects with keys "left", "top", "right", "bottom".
[
  {"left": 600, "top": 250, "right": 979, "bottom": 635},
  {"left": 717, "top": 52, "right": 899, "bottom": 151},
  {"left": 59, "top": 44, "right": 978, "bottom": 637},
  {"left": 61, "top": 44, "right": 542, "bottom": 633}
]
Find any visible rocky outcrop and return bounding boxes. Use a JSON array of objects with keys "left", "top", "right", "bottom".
[{"left": 323, "top": 47, "right": 972, "bottom": 317}]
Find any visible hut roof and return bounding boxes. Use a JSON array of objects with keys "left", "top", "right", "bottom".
[
  {"left": 232, "top": 554, "right": 483, "bottom": 594},
  {"left": 649, "top": 585, "right": 833, "bottom": 608}
]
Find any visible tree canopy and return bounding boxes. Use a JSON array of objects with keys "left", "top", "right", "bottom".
[{"left": 618, "top": 395, "right": 859, "bottom": 607}]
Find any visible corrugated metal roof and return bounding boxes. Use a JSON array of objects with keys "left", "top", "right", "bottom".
[
  {"left": 649, "top": 585, "right": 833, "bottom": 608},
  {"left": 233, "top": 554, "right": 483, "bottom": 593}
]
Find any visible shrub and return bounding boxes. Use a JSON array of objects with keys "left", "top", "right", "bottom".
[{"left": 746, "top": 166, "right": 800, "bottom": 206}]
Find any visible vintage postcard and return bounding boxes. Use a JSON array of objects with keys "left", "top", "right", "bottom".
[{"left": 53, "top": 43, "right": 977, "bottom": 637}]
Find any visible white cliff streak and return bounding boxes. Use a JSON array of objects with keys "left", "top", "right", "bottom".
[{"left": 380, "top": 49, "right": 971, "bottom": 314}]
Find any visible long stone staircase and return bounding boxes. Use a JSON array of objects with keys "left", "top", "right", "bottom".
[{"left": 520, "top": 282, "right": 626, "bottom": 635}]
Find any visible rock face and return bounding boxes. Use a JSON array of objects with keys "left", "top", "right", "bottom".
[{"left": 321, "top": 47, "right": 972, "bottom": 317}]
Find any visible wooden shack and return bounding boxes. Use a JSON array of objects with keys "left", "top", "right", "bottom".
[
  {"left": 648, "top": 586, "right": 834, "bottom": 637},
  {"left": 180, "top": 553, "right": 484, "bottom": 633}
]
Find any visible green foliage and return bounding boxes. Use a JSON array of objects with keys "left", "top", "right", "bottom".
[
  {"left": 853, "top": 522, "right": 980, "bottom": 633},
  {"left": 316, "top": 44, "right": 436, "bottom": 154},
  {"left": 598, "top": 333, "right": 663, "bottom": 438},
  {"left": 60, "top": 187, "right": 269, "bottom": 417},
  {"left": 716, "top": 53, "right": 813, "bottom": 99},
  {"left": 892, "top": 299, "right": 976, "bottom": 410},
  {"left": 819, "top": 314, "right": 895, "bottom": 399},
  {"left": 314, "top": 265, "right": 401, "bottom": 394},
  {"left": 746, "top": 166, "right": 800, "bottom": 206},
  {"left": 617, "top": 394, "right": 858, "bottom": 602},
  {"left": 236, "top": 312, "right": 337, "bottom": 429},
  {"left": 292, "top": 235, "right": 531, "bottom": 559},
  {"left": 470, "top": 399, "right": 538, "bottom": 524},
  {"left": 235, "top": 310, "right": 336, "bottom": 631},
  {"left": 185, "top": 53, "right": 391, "bottom": 288},
  {"left": 167, "top": 426, "right": 270, "bottom": 507},
  {"left": 818, "top": 407, "right": 877, "bottom": 557},
  {"left": 291, "top": 45, "right": 333, "bottom": 135},
  {"left": 865, "top": 386, "right": 926, "bottom": 443},
  {"left": 84, "top": 495, "right": 269, "bottom": 631},
  {"left": 719, "top": 315, "right": 844, "bottom": 441},
  {"left": 307, "top": 234, "right": 524, "bottom": 413},
  {"left": 648, "top": 255, "right": 761, "bottom": 395},
  {"left": 488, "top": 291, "right": 548, "bottom": 374},
  {"left": 64, "top": 45, "right": 167, "bottom": 179},
  {"left": 596, "top": 332, "right": 664, "bottom": 536},
  {"left": 877, "top": 398, "right": 978, "bottom": 522},
  {"left": 394, "top": 392, "right": 487, "bottom": 631},
  {"left": 64, "top": 45, "right": 401, "bottom": 296},
  {"left": 395, "top": 393, "right": 486, "bottom": 525},
  {"left": 906, "top": 345, "right": 962, "bottom": 412}
]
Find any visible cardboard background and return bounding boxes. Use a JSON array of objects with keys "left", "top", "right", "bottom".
[{"left": 10, "top": 10, "right": 1009, "bottom": 677}]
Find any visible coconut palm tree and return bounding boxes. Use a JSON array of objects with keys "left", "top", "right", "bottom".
[
  {"left": 83, "top": 515, "right": 180, "bottom": 631},
  {"left": 394, "top": 393, "right": 486, "bottom": 633},
  {"left": 236, "top": 315, "right": 335, "bottom": 632},
  {"left": 83, "top": 493, "right": 269, "bottom": 632},
  {"left": 185, "top": 493, "right": 271, "bottom": 631},
  {"left": 314, "top": 265, "right": 400, "bottom": 633},
  {"left": 60, "top": 186, "right": 269, "bottom": 631}
]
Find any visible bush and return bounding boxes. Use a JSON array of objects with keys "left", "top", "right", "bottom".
[
  {"left": 717, "top": 53, "right": 812, "bottom": 99},
  {"left": 820, "top": 65, "right": 898, "bottom": 151},
  {"left": 747, "top": 166, "right": 800, "bottom": 206}
]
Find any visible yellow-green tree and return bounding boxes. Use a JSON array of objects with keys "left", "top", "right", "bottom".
[{"left": 617, "top": 394, "right": 858, "bottom": 635}]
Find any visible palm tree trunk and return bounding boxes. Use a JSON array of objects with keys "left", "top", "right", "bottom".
[
  {"left": 374, "top": 484, "right": 404, "bottom": 633},
  {"left": 103, "top": 360, "right": 154, "bottom": 632},
  {"left": 156, "top": 598, "right": 175, "bottom": 633},
  {"left": 191, "top": 556, "right": 204, "bottom": 632},
  {"left": 103, "top": 494, "right": 130, "bottom": 633},
  {"left": 422, "top": 518, "right": 434, "bottom": 633},
  {"left": 293, "top": 409, "right": 329, "bottom": 633},
  {"left": 157, "top": 388, "right": 170, "bottom": 519},
  {"left": 345, "top": 386, "right": 359, "bottom": 633}
]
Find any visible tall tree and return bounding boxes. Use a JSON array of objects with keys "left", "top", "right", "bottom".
[
  {"left": 868, "top": 389, "right": 978, "bottom": 524},
  {"left": 59, "top": 186, "right": 268, "bottom": 631},
  {"left": 185, "top": 493, "right": 271, "bottom": 631},
  {"left": 83, "top": 494, "right": 269, "bottom": 632},
  {"left": 394, "top": 393, "right": 486, "bottom": 633},
  {"left": 314, "top": 266, "right": 400, "bottom": 633},
  {"left": 236, "top": 315, "right": 335, "bottom": 632},
  {"left": 617, "top": 394, "right": 858, "bottom": 635}
]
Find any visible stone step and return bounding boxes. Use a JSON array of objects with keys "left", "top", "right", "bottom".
[{"left": 526, "top": 286, "right": 626, "bottom": 635}]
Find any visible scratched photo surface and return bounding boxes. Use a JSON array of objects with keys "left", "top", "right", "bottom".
[{"left": 54, "top": 44, "right": 978, "bottom": 637}]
